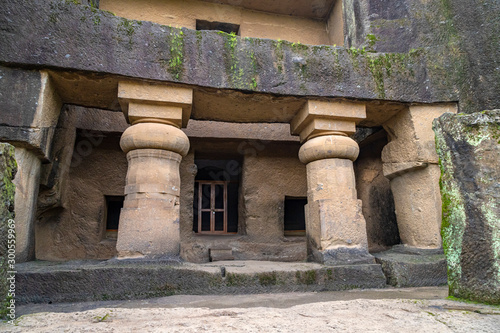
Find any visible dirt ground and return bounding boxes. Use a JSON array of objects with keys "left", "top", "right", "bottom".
[{"left": 2, "top": 287, "right": 499, "bottom": 332}]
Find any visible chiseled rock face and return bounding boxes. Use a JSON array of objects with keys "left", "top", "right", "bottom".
[
  {"left": 0, "top": 143, "right": 17, "bottom": 319},
  {"left": 433, "top": 110, "right": 500, "bottom": 304},
  {"left": 1, "top": 0, "right": 499, "bottom": 114},
  {"left": 345, "top": 0, "right": 500, "bottom": 113},
  {"left": 0, "top": 0, "right": 452, "bottom": 105},
  {"left": 354, "top": 136, "right": 400, "bottom": 253}
]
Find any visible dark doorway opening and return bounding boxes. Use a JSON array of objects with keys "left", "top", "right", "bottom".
[
  {"left": 284, "top": 196, "right": 307, "bottom": 236},
  {"left": 105, "top": 196, "right": 124, "bottom": 239}
]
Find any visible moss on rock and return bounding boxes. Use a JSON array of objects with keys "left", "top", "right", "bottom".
[
  {"left": 0, "top": 143, "right": 17, "bottom": 319},
  {"left": 434, "top": 110, "right": 500, "bottom": 304}
]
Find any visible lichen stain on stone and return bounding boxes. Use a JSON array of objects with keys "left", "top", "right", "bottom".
[
  {"left": 0, "top": 143, "right": 17, "bottom": 320},
  {"left": 435, "top": 118, "right": 465, "bottom": 293},
  {"left": 481, "top": 201, "right": 500, "bottom": 283},
  {"left": 167, "top": 27, "right": 185, "bottom": 80},
  {"left": 434, "top": 111, "right": 500, "bottom": 303},
  {"left": 217, "top": 31, "right": 259, "bottom": 90}
]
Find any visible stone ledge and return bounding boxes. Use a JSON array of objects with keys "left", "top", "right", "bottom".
[{"left": 15, "top": 260, "right": 387, "bottom": 304}]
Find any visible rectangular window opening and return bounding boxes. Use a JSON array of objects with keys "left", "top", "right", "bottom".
[
  {"left": 284, "top": 196, "right": 307, "bottom": 237},
  {"left": 196, "top": 19, "right": 240, "bottom": 35},
  {"left": 105, "top": 195, "right": 124, "bottom": 239}
]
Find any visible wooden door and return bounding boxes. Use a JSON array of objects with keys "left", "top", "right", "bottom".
[{"left": 197, "top": 181, "right": 227, "bottom": 233}]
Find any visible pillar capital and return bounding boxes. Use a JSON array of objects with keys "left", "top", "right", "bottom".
[
  {"left": 298, "top": 135, "right": 359, "bottom": 164},
  {"left": 120, "top": 122, "right": 189, "bottom": 156},
  {"left": 381, "top": 103, "right": 458, "bottom": 177},
  {"left": 291, "top": 100, "right": 366, "bottom": 142},
  {"left": 118, "top": 81, "right": 193, "bottom": 128}
]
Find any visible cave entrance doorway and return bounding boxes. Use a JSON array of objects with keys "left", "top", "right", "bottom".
[
  {"left": 196, "top": 181, "right": 228, "bottom": 233},
  {"left": 193, "top": 158, "right": 240, "bottom": 234}
]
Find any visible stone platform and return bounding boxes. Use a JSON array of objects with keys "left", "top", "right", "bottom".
[
  {"left": 16, "top": 252, "right": 448, "bottom": 304},
  {"left": 16, "top": 260, "right": 388, "bottom": 304}
]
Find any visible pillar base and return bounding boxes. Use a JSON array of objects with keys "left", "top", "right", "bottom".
[
  {"left": 116, "top": 207, "right": 181, "bottom": 258},
  {"left": 310, "top": 247, "right": 376, "bottom": 266},
  {"left": 305, "top": 195, "right": 371, "bottom": 265},
  {"left": 374, "top": 245, "right": 447, "bottom": 287}
]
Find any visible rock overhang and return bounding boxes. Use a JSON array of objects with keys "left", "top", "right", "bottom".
[{"left": 0, "top": 0, "right": 459, "bottom": 124}]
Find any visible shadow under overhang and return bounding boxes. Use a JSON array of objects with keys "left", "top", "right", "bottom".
[{"left": 47, "top": 70, "right": 407, "bottom": 128}]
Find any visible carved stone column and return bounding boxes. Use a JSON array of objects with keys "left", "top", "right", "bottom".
[
  {"left": 13, "top": 148, "right": 41, "bottom": 262},
  {"left": 116, "top": 81, "right": 192, "bottom": 258},
  {"left": 291, "top": 100, "right": 372, "bottom": 265},
  {"left": 382, "top": 104, "right": 457, "bottom": 249}
]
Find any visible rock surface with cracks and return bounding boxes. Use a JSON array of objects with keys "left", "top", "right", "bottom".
[{"left": 434, "top": 110, "right": 500, "bottom": 304}]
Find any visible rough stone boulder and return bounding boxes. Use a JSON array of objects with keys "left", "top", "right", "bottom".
[
  {"left": 0, "top": 143, "right": 17, "bottom": 318},
  {"left": 433, "top": 110, "right": 500, "bottom": 304}
]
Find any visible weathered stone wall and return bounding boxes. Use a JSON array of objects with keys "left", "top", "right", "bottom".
[
  {"left": 1, "top": 0, "right": 499, "bottom": 116},
  {"left": 36, "top": 133, "right": 126, "bottom": 261},
  {"left": 354, "top": 132, "right": 399, "bottom": 252},
  {"left": 344, "top": 0, "right": 500, "bottom": 113},
  {"left": 0, "top": 66, "right": 63, "bottom": 263},
  {"left": 100, "top": 0, "right": 331, "bottom": 45},
  {"left": 0, "top": 143, "right": 16, "bottom": 319},
  {"left": 38, "top": 128, "right": 307, "bottom": 262},
  {"left": 241, "top": 143, "right": 306, "bottom": 241},
  {"left": 35, "top": 105, "right": 129, "bottom": 260},
  {"left": 180, "top": 140, "right": 307, "bottom": 263},
  {"left": 0, "top": 1, "right": 455, "bottom": 105},
  {"left": 0, "top": 68, "right": 41, "bottom": 131},
  {"left": 0, "top": 67, "right": 62, "bottom": 160},
  {"left": 1, "top": 0, "right": 498, "bottom": 113},
  {"left": 434, "top": 110, "right": 500, "bottom": 304}
]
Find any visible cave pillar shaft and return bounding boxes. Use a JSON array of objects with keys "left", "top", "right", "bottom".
[
  {"left": 291, "top": 100, "right": 373, "bottom": 265},
  {"left": 116, "top": 81, "right": 192, "bottom": 258},
  {"left": 381, "top": 104, "right": 458, "bottom": 249}
]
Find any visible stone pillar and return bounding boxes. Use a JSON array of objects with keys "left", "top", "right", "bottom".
[
  {"left": 116, "top": 81, "right": 192, "bottom": 259},
  {"left": 4, "top": 70, "right": 62, "bottom": 262},
  {"left": 291, "top": 100, "right": 372, "bottom": 265},
  {"left": 13, "top": 148, "right": 41, "bottom": 262},
  {"left": 382, "top": 104, "right": 457, "bottom": 249}
]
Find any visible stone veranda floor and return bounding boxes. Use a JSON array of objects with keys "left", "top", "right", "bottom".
[{"left": 2, "top": 287, "right": 500, "bottom": 332}]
